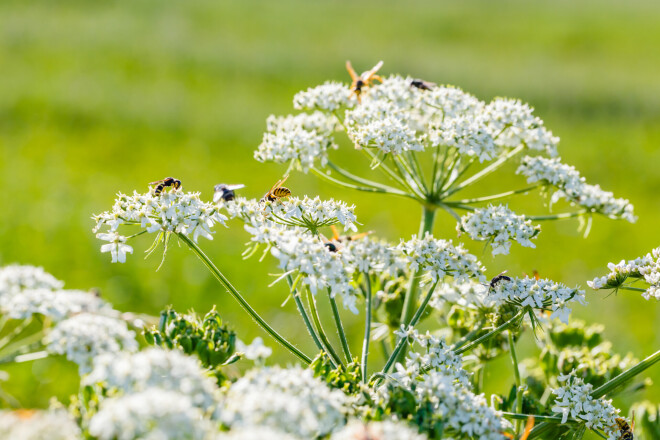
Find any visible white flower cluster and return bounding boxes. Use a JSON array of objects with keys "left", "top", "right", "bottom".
[
  {"left": 218, "top": 366, "right": 349, "bottom": 438},
  {"left": 398, "top": 233, "right": 486, "bottom": 285},
  {"left": 255, "top": 112, "right": 338, "bottom": 172},
  {"left": 483, "top": 98, "right": 559, "bottom": 156},
  {"left": 551, "top": 372, "right": 620, "bottom": 440},
  {"left": 0, "top": 410, "right": 82, "bottom": 440},
  {"left": 488, "top": 276, "right": 586, "bottom": 324},
  {"left": 430, "top": 115, "right": 498, "bottom": 162},
  {"left": 458, "top": 205, "right": 541, "bottom": 255},
  {"left": 330, "top": 420, "right": 427, "bottom": 440},
  {"left": 0, "top": 264, "right": 63, "bottom": 303},
  {"left": 93, "top": 189, "right": 228, "bottom": 263},
  {"left": 345, "top": 100, "right": 425, "bottom": 154},
  {"left": 392, "top": 328, "right": 469, "bottom": 386},
  {"left": 218, "top": 427, "right": 299, "bottom": 440},
  {"left": 341, "top": 236, "right": 406, "bottom": 276},
  {"left": 46, "top": 313, "right": 138, "bottom": 374},
  {"left": 88, "top": 388, "right": 215, "bottom": 440},
  {"left": 414, "top": 371, "right": 508, "bottom": 440},
  {"left": 84, "top": 348, "right": 219, "bottom": 411},
  {"left": 517, "top": 156, "right": 636, "bottom": 222},
  {"left": 423, "top": 85, "right": 483, "bottom": 119},
  {"left": 588, "top": 247, "right": 660, "bottom": 300},
  {"left": 1, "top": 288, "right": 112, "bottom": 322},
  {"left": 293, "top": 81, "right": 356, "bottom": 112},
  {"left": 236, "top": 337, "right": 272, "bottom": 363},
  {"left": 430, "top": 280, "right": 495, "bottom": 311}
]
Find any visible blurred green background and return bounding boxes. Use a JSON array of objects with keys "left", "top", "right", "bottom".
[{"left": 1, "top": 0, "right": 659, "bottom": 427}]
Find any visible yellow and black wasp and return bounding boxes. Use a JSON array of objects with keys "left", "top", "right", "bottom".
[
  {"left": 614, "top": 415, "right": 634, "bottom": 440},
  {"left": 260, "top": 176, "right": 292, "bottom": 203},
  {"left": 346, "top": 60, "right": 384, "bottom": 102},
  {"left": 149, "top": 177, "right": 181, "bottom": 196},
  {"left": 213, "top": 183, "right": 245, "bottom": 203}
]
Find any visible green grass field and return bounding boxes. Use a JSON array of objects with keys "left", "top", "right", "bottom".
[{"left": 1, "top": 0, "right": 659, "bottom": 428}]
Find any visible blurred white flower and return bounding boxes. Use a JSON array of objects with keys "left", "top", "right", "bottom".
[
  {"left": 0, "top": 409, "right": 82, "bottom": 440},
  {"left": 216, "top": 427, "right": 299, "bottom": 440},
  {"left": 89, "top": 388, "right": 215, "bottom": 440},
  {"left": 84, "top": 348, "right": 219, "bottom": 411},
  {"left": 0, "top": 264, "right": 63, "bottom": 303},
  {"left": 1, "top": 288, "right": 112, "bottom": 322},
  {"left": 293, "top": 81, "right": 356, "bottom": 112},
  {"left": 218, "top": 366, "right": 348, "bottom": 438},
  {"left": 458, "top": 205, "right": 541, "bottom": 255},
  {"left": 331, "top": 420, "right": 428, "bottom": 440},
  {"left": 236, "top": 337, "right": 272, "bottom": 363},
  {"left": 46, "top": 313, "right": 138, "bottom": 374}
]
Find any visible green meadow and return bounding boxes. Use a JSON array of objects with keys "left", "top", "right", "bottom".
[{"left": 1, "top": 0, "right": 659, "bottom": 428}]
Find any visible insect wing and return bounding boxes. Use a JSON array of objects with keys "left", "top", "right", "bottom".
[
  {"left": 363, "top": 60, "right": 384, "bottom": 79},
  {"left": 225, "top": 184, "right": 245, "bottom": 190}
]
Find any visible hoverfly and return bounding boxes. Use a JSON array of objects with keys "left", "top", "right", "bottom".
[
  {"left": 346, "top": 60, "right": 384, "bottom": 101},
  {"left": 614, "top": 414, "right": 634, "bottom": 440},
  {"left": 149, "top": 177, "right": 181, "bottom": 196},
  {"left": 322, "top": 225, "right": 372, "bottom": 253},
  {"left": 260, "top": 176, "right": 292, "bottom": 203},
  {"left": 410, "top": 79, "right": 436, "bottom": 91},
  {"left": 213, "top": 183, "right": 246, "bottom": 203}
]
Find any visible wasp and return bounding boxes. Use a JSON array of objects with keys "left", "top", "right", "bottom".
[
  {"left": 489, "top": 270, "right": 512, "bottom": 290},
  {"left": 614, "top": 415, "right": 634, "bottom": 440},
  {"left": 323, "top": 225, "right": 372, "bottom": 253},
  {"left": 260, "top": 176, "right": 292, "bottom": 203},
  {"left": 213, "top": 183, "right": 246, "bottom": 203},
  {"left": 410, "top": 79, "right": 436, "bottom": 91},
  {"left": 149, "top": 177, "right": 181, "bottom": 196},
  {"left": 346, "top": 60, "right": 384, "bottom": 101}
]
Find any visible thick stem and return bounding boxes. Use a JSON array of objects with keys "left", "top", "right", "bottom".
[
  {"left": 361, "top": 274, "right": 373, "bottom": 383},
  {"left": 508, "top": 330, "right": 523, "bottom": 435},
  {"left": 178, "top": 233, "right": 311, "bottom": 364},
  {"left": 454, "top": 309, "right": 525, "bottom": 355},
  {"left": 286, "top": 275, "right": 324, "bottom": 354},
  {"left": 382, "top": 281, "right": 439, "bottom": 375},
  {"left": 306, "top": 288, "right": 344, "bottom": 368},
  {"left": 593, "top": 347, "right": 660, "bottom": 398},
  {"left": 328, "top": 291, "right": 352, "bottom": 362}
]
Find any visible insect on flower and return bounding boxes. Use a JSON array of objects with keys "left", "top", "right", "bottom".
[
  {"left": 614, "top": 414, "right": 634, "bottom": 440},
  {"left": 488, "top": 270, "right": 512, "bottom": 290},
  {"left": 149, "top": 177, "right": 182, "bottom": 196},
  {"left": 213, "top": 183, "right": 246, "bottom": 203},
  {"left": 345, "top": 60, "right": 384, "bottom": 101},
  {"left": 322, "top": 225, "right": 372, "bottom": 253},
  {"left": 260, "top": 176, "right": 292, "bottom": 203},
  {"left": 410, "top": 78, "right": 436, "bottom": 91}
]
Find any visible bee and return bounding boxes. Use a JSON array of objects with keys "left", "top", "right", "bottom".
[
  {"left": 149, "top": 177, "right": 181, "bottom": 196},
  {"left": 489, "top": 270, "right": 512, "bottom": 290},
  {"left": 410, "top": 79, "right": 436, "bottom": 91},
  {"left": 260, "top": 176, "right": 292, "bottom": 203},
  {"left": 213, "top": 183, "right": 246, "bottom": 203},
  {"left": 322, "top": 225, "right": 372, "bottom": 253},
  {"left": 614, "top": 414, "right": 634, "bottom": 440},
  {"left": 346, "top": 60, "right": 384, "bottom": 101}
]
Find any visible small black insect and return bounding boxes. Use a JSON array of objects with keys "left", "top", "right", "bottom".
[
  {"left": 213, "top": 183, "right": 245, "bottom": 203},
  {"left": 410, "top": 79, "right": 436, "bottom": 91},
  {"left": 149, "top": 177, "right": 182, "bottom": 196},
  {"left": 489, "top": 270, "right": 512, "bottom": 290}
]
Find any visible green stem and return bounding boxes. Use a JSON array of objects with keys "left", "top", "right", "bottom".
[
  {"left": 501, "top": 412, "right": 573, "bottom": 424},
  {"left": 361, "top": 274, "right": 373, "bottom": 383},
  {"left": 448, "top": 185, "right": 540, "bottom": 205},
  {"left": 529, "top": 210, "right": 587, "bottom": 221},
  {"left": 178, "top": 233, "right": 311, "bottom": 364},
  {"left": 593, "top": 347, "right": 660, "bottom": 398},
  {"left": 394, "top": 154, "right": 428, "bottom": 195},
  {"left": 382, "top": 281, "right": 439, "bottom": 374},
  {"left": 290, "top": 285, "right": 325, "bottom": 355},
  {"left": 306, "top": 288, "right": 344, "bottom": 368},
  {"left": 0, "top": 318, "right": 33, "bottom": 349},
  {"left": 451, "top": 319, "right": 487, "bottom": 351},
  {"left": 618, "top": 286, "right": 647, "bottom": 293},
  {"left": 454, "top": 309, "right": 525, "bottom": 355},
  {"left": 362, "top": 149, "right": 425, "bottom": 198},
  {"left": 444, "top": 145, "right": 524, "bottom": 197},
  {"left": 508, "top": 330, "right": 523, "bottom": 435},
  {"left": 328, "top": 291, "right": 352, "bottom": 362},
  {"left": 326, "top": 160, "right": 407, "bottom": 195},
  {"left": 310, "top": 167, "right": 413, "bottom": 199}
]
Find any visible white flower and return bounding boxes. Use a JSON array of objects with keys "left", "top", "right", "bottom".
[
  {"left": 430, "top": 280, "right": 495, "bottom": 311},
  {"left": 423, "top": 85, "right": 484, "bottom": 119},
  {"left": 488, "top": 276, "right": 586, "bottom": 324},
  {"left": 330, "top": 420, "right": 428, "bottom": 440},
  {"left": 341, "top": 236, "right": 406, "bottom": 276},
  {"left": 89, "top": 389, "right": 215, "bottom": 440},
  {"left": 0, "top": 264, "right": 63, "bottom": 303},
  {"left": 97, "top": 232, "right": 134, "bottom": 263},
  {"left": 218, "top": 366, "right": 348, "bottom": 438},
  {"left": 1, "top": 288, "right": 113, "bottom": 322},
  {"left": 0, "top": 409, "right": 82, "bottom": 440},
  {"left": 430, "top": 115, "right": 499, "bottom": 162},
  {"left": 458, "top": 205, "right": 541, "bottom": 255},
  {"left": 46, "top": 313, "right": 138, "bottom": 374},
  {"left": 588, "top": 247, "right": 660, "bottom": 300},
  {"left": 399, "top": 330, "right": 470, "bottom": 386},
  {"left": 255, "top": 112, "right": 338, "bottom": 172},
  {"left": 236, "top": 337, "right": 272, "bottom": 363},
  {"left": 293, "top": 81, "right": 356, "bottom": 111},
  {"left": 84, "top": 348, "right": 219, "bottom": 410},
  {"left": 216, "top": 427, "right": 299, "bottom": 440},
  {"left": 263, "top": 196, "right": 358, "bottom": 232},
  {"left": 550, "top": 371, "right": 620, "bottom": 440},
  {"left": 398, "top": 233, "right": 486, "bottom": 285},
  {"left": 517, "top": 156, "right": 636, "bottom": 222}
]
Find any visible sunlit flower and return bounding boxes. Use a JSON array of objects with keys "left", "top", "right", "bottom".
[
  {"left": 293, "top": 81, "right": 356, "bottom": 112},
  {"left": 1, "top": 288, "right": 112, "bottom": 322},
  {"left": 0, "top": 410, "right": 82, "bottom": 440},
  {"left": 330, "top": 420, "right": 428, "bottom": 440},
  {"left": 236, "top": 337, "right": 272, "bottom": 363},
  {"left": 588, "top": 247, "right": 660, "bottom": 300},
  {"left": 0, "top": 264, "right": 63, "bottom": 303}
]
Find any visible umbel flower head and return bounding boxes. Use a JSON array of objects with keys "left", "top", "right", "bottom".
[
  {"left": 0, "top": 288, "right": 113, "bottom": 322},
  {"left": 0, "top": 264, "right": 64, "bottom": 304},
  {"left": 0, "top": 409, "right": 82, "bottom": 440},
  {"left": 588, "top": 246, "right": 660, "bottom": 300},
  {"left": 93, "top": 188, "right": 228, "bottom": 263}
]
